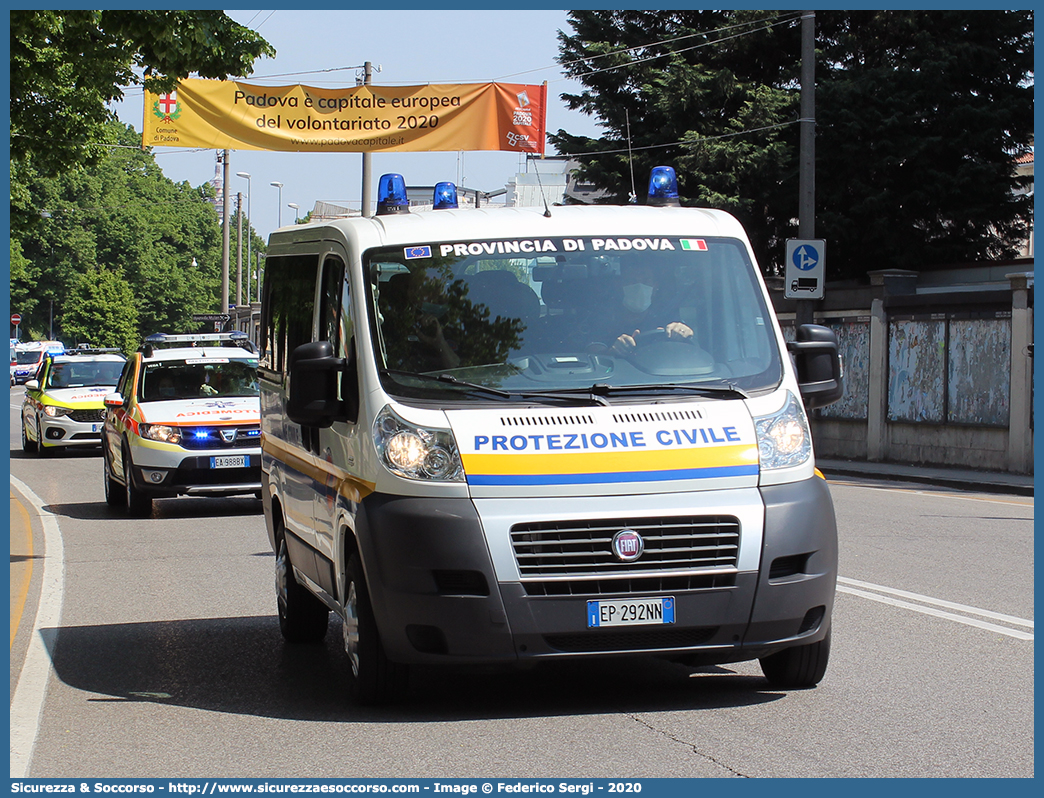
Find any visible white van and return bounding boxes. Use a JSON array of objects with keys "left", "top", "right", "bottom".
[{"left": 259, "top": 169, "right": 842, "bottom": 704}]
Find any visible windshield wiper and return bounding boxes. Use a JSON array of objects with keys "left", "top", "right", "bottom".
[
  {"left": 381, "top": 369, "right": 512, "bottom": 398},
  {"left": 589, "top": 382, "right": 749, "bottom": 400},
  {"left": 381, "top": 370, "right": 609, "bottom": 406}
]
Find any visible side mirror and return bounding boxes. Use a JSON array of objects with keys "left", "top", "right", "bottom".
[
  {"left": 103, "top": 392, "right": 124, "bottom": 408},
  {"left": 287, "top": 341, "right": 344, "bottom": 428},
  {"left": 25, "top": 379, "right": 39, "bottom": 390},
  {"left": 787, "top": 324, "right": 843, "bottom": 409}
]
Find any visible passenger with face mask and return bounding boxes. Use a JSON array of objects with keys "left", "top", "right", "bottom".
[{"left": 611, "top": 260, "right": 693, "bottom": 355}]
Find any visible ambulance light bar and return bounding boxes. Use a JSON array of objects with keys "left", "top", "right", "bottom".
[{"left": 144, "top": 332, "right": 248, "bottom": 344}]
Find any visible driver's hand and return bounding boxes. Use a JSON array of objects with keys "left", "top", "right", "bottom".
[
  {"left": 665, "top": 322, "right": 694, "bottom": 341},
  {"left": 612, "top": 330, "right": 640, "bottom": 355}
]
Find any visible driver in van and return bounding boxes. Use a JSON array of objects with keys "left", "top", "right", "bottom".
[{"left": 609, "top": 259, "right": 693, "bottom": 355}]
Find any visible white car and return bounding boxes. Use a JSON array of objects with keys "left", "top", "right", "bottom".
[
  {"left": 21, "top": 348, "right": 126, "bottom": 453},
  {"left": 101, "top": 332, "right": 262, "bottom": 515}
]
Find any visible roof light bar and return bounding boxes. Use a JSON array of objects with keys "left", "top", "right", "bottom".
[
  {"left": 376, "top": 173, "right": 410, "bottom": 216},
  {"left": 433, "top": 182, "right": 458, "bottom": 210},
  {"left": 647, "top": 166, "right": 681, "bottom": 207},
  {"left": 144, "top": 332, "right": 247, "bottom": 343}
]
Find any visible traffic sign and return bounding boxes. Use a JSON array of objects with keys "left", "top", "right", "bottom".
[
  {"left": 192, "top": 313, "right": 230, "bottom": 322},
  {"left": 11, "top": 313, "right": 22, "bottom": 326},
  {"left": 784, "top": 239, "right": 825, "bottom": 300}
]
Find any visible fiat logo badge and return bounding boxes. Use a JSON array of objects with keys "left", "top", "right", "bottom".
[{"left": 612, "top": 529, "right": 644, "bottom": 562}]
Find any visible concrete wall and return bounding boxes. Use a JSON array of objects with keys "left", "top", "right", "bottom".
[{"left": 773, "top": 265, "right": 1034, "bottom": 475}]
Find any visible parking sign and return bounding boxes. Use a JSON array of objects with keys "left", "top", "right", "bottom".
[{"left": 785, "top": 239, "right": 825, "bottom": 299}]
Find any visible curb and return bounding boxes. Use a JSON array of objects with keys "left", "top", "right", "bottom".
[{"left": 819, "top": 461, "right": 1034, "bottom": 497}]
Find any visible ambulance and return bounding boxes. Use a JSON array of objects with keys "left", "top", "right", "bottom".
[
  {"left": 21, "top": 346, "right": 126, "bottom": 453},
  {"left": 259, "top": 168, "right": 843, "bottom": 704},
  {"left": 102, "top": 332, "right": 261, "bottom": 516}
]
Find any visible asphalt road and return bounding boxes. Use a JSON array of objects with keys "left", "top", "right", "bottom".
[{"left": 9, "top": 386, "right": 1034, "bottom": 778}]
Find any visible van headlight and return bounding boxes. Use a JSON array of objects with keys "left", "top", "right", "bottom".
[
  {"left": 43, "top": 405, "right": 72, "bottom": 418},
  {"left": 139, "top": 423, "right": 182, "bottom": 445},
  {"left": 754, "top": 391, "right": 811, "bottom": 470},
  {"left": 373, "top": 406, "right": 464, "bottom": 482}
]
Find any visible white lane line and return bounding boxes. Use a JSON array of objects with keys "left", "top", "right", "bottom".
[
  {"left": 838, "top": 576, "right": 1034, "bottom": 628},
  {"left": 9, "top": 476, "right": 66, "bottom": 778},
  {"left": 837, "top": 581, "right": 1033, "bottom": 642}
]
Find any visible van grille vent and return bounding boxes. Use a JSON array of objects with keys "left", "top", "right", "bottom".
[
  {"left": 499, "top": 414, "right": 596, "bottom": 427},
  {"left": 612, "top": 409, "right": 704, "bottom": 424}
]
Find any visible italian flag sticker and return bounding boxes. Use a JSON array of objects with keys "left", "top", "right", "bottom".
[{"left": 680, "top": 239, "right": 708, "bottom": 251}]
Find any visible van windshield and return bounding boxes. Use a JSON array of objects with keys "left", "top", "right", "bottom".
[{"left": 366, "top": 236, "right": 781, "bottom": 401}]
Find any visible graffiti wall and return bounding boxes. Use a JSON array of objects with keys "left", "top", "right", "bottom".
[
  {"left": 888, "top": 319, "right": 946, "bottom": 422},
  {"left": 948, "top": 319, "right": 1011, "bottom": 425},
  {"left": 820, "top": 319, "right": 870, "bottom": 420},
  {"left": 887, "top": 315, "right": 1011, "bottom": 426}
]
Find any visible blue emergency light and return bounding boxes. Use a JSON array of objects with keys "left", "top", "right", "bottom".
[
  {"left": 433, "top": 182, "right": 458, "bottom": 210},
  {"left": 647, "top": 166, "right": 681, "bottom": 207},
  {"left": 376, "top": 173, "right": 410, "bottom": 215}
]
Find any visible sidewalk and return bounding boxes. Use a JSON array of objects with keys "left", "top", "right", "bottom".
[{"left": 818, "top": 458, "right": 1034, "bottom": 497}]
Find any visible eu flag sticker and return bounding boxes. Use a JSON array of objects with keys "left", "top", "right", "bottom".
[{"left": 404, "top": 245, "right": 432, "bottom": 259}]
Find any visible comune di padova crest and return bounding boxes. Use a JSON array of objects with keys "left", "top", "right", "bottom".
[{"left": 153, "top": 91, "right": 181, "bottom": 123}]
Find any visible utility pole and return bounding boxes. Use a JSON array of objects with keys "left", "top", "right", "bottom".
[
  {"left": 361, "top": 61, "right": 373, "bottom": 218},
  {"left": 796, "top": 11, "right": 816, "bottom": 327},
  {"left": 236, "top": 192, "right": 243, "bottom": 306},
  {"left": 221, "top": 150, "right": 230, "bottom": 316}
]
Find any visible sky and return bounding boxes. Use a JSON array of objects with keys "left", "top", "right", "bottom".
[{"left": 110, "top": 9, "right": 605, "bottom": 242}]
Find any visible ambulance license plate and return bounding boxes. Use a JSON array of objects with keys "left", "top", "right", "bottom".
[
  {"left": 211, "top": 455, "right": 248, "bottom": 469},
  {"left": 587, "top": 597, "right": 675, "bottom": 627}
]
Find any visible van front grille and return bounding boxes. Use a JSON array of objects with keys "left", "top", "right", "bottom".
[{"left": 511, "top": 515, "right": 740, "bottom": 588}]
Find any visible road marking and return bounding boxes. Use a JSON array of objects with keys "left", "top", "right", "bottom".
[
  {"left": 9, "top": 476, "right": 66, "bottom": 778},
  {"left": 837, "top": 577, "right": 1033, "bottom": 641},
  {"left": 10, "top": 493, "right": 34, "bottom": 648},
  {"left": 828, "top": 479, "right": 1033, "bottom": 507}
]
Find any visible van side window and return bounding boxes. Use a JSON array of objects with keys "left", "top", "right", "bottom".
[
  {"left": 318, "top": 255, "right": 348, "bottom": 350},
  {"left": 260, "top": 253, "right": 319, "bottom": 375}
]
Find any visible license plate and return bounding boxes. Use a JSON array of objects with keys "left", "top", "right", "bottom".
[
  {"left": 587, "top": 597, "right": 675, "bottom": 627},
  {"left": 211, "top": 455, "right": 248, "bottom": 469}
]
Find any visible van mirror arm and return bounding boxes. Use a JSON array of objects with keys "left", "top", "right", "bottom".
[{"left": 787, "top": 324, "right": 843, "bottom": 409}]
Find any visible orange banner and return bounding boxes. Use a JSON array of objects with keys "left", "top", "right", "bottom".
[{"left": 143, "top": 78, "right": 546, "bottom": 154}]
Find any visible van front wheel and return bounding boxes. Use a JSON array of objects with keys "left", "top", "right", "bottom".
[
  {"left": 759, "top": 629, "right": 831, "bottom": 689},
  {"left": 343, "top": 552, "right": 406, "bottom": 705}
]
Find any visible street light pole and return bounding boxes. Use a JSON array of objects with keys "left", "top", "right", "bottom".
[
  {"left": 235, "top": 171, "right": 252, "bottom": 310},
  {"left": 270, "top": 181, "right": 283, "bottom": 227},
  {"left": 288, "top": 202, "right": 299, "bottom": 223},
  {"left": 256, "top": 252, "right": 265, "bottom": 304}
]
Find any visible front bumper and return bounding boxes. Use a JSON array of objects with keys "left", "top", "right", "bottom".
[
  {"left": 127, "top": 445, "right": 262, "bottom": 497},
  {"left": 38, "top": 412, "right": 106, "bottom": 448},
  {"left": 354, "top": 477, "right": 837, "bottom": 666}
]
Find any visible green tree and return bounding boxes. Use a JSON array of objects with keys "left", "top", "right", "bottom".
[
  {"left": 13, "top": 120, "right": 230, "bottom": 342},
  {"left": 61, "top": 265, "right": 140, "bottom": 354},
  {"left": 10, "top": 10, "right": 274, "bottom": 234},
  {"left": 551, "top": 10, "right": 1033, "bottom": 279}
]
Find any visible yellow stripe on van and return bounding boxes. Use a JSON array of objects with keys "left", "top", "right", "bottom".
[
  {"left": 263, "top": 436, "right": 376, "bottom": 502},
  {"left": 462, "top": 444, "right": 758, "bottom": 477}
]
